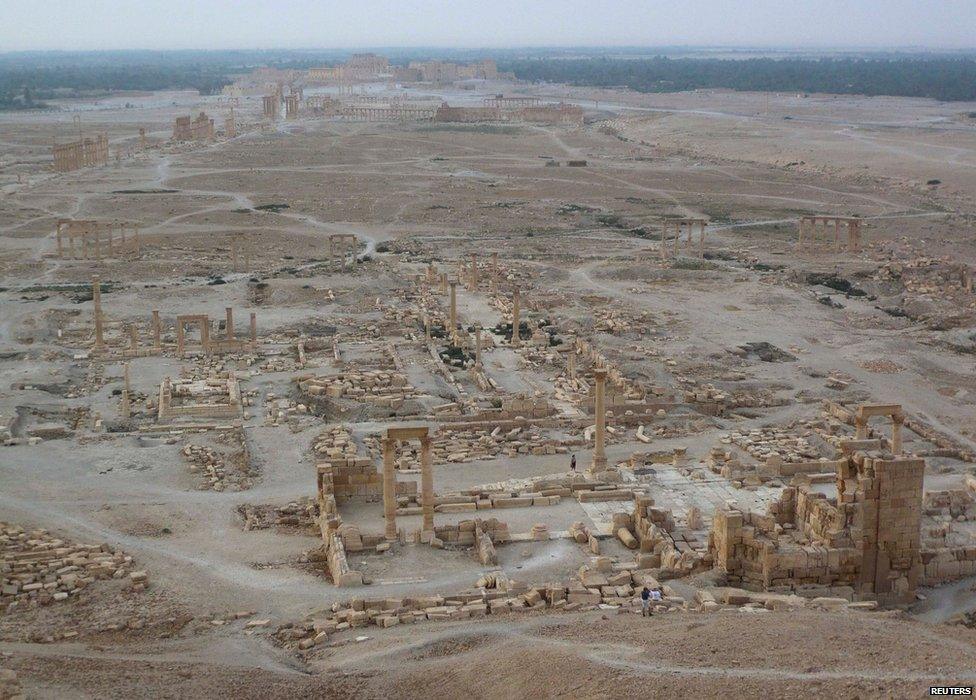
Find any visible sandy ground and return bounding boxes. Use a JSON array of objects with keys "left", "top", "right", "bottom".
[{"left": 2, "top": 81, "right": 976, "bottom": 696}]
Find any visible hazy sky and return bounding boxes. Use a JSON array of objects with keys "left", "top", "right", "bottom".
[{"left": 3, "top": 0, "right": 974, "bottom": 52}]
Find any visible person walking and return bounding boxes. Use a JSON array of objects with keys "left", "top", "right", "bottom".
[{"left": 570, "top": 454, "right": 576, "bottom": 472}]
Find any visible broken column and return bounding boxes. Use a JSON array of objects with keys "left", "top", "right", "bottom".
[
  {"left": 225, "top": 307, "right": 234, "bottom": 340},
  {"left": 382, "top": 436, "right": 398, "bottom": 541},
  {"left": 591, "top": 368, "right": 608, "bottom": 472}
]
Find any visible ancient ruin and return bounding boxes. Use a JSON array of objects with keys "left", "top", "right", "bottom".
[{"left": 5, "top": 34, "right": 976, "bottom": 699}]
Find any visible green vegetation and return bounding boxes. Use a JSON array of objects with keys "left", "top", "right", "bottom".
[{"left": 501, "top": 56, "right": 976, "bottom": 102}]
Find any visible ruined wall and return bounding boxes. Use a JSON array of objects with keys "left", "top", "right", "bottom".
[{"left": 710, "top": 452, "right": 925, "bottom": 604}]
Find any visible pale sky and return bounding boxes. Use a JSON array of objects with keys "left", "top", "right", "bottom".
[{"left": 2, "top": 0, "right": 974, "bottom": 52}]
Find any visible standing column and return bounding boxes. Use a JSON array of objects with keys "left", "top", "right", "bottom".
[
  {"left": 834, "top": 219, "right": 842, "bottom": 251},
  {"left": 120, "top": 362, "right": 131, "bottom": 419},
  {"left": 249, "top": 312, "right": 257, "bottom": 349},
  {"left": 449, "top": 281, "right": 458, "bottom": 341},
  {"left": 382, "top": 436, "right": 398, "bottom": 541},
  {"left": 176, "top": 321, "right": 186, "bottom": 357},
  {"left": 225, "top": 307, "right": 234, "bottom": 340},
  {"left": 440, "top": 273, "right": 448, "bottom": 294},
  {"left": 591, "top": 368, "right": 608, "bottom": 472},
  {"left": 420, "top": 435, "right": 435, "bottom": 536},
  {"left": 855, "top": 416, "right": 868, "bottom": 440},
  {"left": 891, "top": 415, "right": 904, "bottom": 455},
  {"left": 849, "top": 220, "right": 860, "bottom": 252},
  {"left": 469, "top": 253, "right": 478, "bottom": 290},
  {"left": 152, "top": 310, "right": 161, "bottom": 350},
  {"left": 128, "top": 324, "right": 138, "bottom": 351},
  {"left": 511, "top": 288, "right": 521, "bottom": 347},
  {"left": 92, "top": 276, "right": 104, "bottom": 350},
  {"left": 474, "top": 325, "right": 483, "bottom": 368}
]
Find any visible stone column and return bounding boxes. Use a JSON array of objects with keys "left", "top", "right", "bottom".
[
  {"left": 474, "top": 325, "right": 483, "bottom": 368},
  {"left": 92, "top": 276, "right": 104, "bottom": 350},
  {"left": 511, "top": 288, "right": 521, "bottom": 347},
  {"left": 176, "top": 321, "right": 185, "bottom": 357},
  {"left": 855, "top": 416, "right": 868, "bottom": 440},
  {"left": 420, "top": 435, "right": 435, "bottom": 536},
  {"left": 440, "top": 273, "right": 448, "bottom": 294},
  {"left": 567, "top": 350, "right": 576, "bottom": 379},
  {"left": 225, "top": 307, "right": 234, "bottom": 340},
  {"left": 382, "top": 437, "right": 398, "bottom": 541},
  {"left": 469, "top": 253, "right": 478, "bottom": 290},
  {"left": 152, "top": 310, "right": 161, "bottom": 350},
  {"left": 249, "top": 312, "right": 257, "bottom": 349},
  {"left": 591, "top": 368, "right": 608, "bottom": 472},
  {"left": 128, "top": 324, "right": 138, "bottom": 351},
  {"left": 120, "top": 362, "right": 131, "bottom": 419},
  {"left": 449, "top": 282, "right": 458, "bottom": 340},
  {"left": 891, "top": 415, "right": 904, "bottom": 455}
]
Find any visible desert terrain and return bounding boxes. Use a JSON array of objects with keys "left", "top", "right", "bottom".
[{"left": 2, "top": 78, "right": 976, "bottom": 698}]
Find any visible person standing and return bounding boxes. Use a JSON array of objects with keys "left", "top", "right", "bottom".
[
  {"left": 570, "top": 454, "right": 577, "bottom": 472},
  {"left": 640, "top": 586, "right": 651, "bottom": 617}
]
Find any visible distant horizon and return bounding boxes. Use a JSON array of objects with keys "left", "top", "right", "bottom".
[
  {"left": 4, "top": 0, "right": 976, "bottom": 53},
  {"left": 3, "top": 44, "right": 976, "bottom": 57}
]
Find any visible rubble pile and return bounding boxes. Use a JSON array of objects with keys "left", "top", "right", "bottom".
[{"left": 1, "top": 522, "right": 146, "bottom": 611}]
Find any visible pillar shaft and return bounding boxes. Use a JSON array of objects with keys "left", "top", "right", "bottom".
[
  {"left": 225, "top": 307, "right": 234, "bottom": 340},
  {"left": 152, "top": 310, "right": 161, "bottom": 349},
  {"left": 420, "top": 436, "right": 435, "bottom": 534},
  {"left": 92, "top": 276, "right": 104, "bottom": 349},
  {"left": 511, "top": 289, "right": 521, "bottom": 347},
  {"left": 592, "top": 369, "right": 608, "bottom": 470},
  {"left": 891, "top": 418, "right": 903, "bottom": 455},
  {"left": 382, "top": 437, "right": 398, "bottom": 541},
  {"left": 449, "top": 282, "right": 457, "bottom": 338}
]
